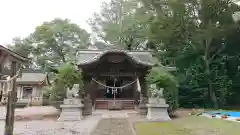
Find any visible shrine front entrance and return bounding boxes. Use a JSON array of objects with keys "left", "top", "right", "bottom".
[
  {"left": 104, "top": 77, "right": 122, "bottom": 99},
  {"left": 91, "top": 76, "right": 138, "bottom": 110},
  {"left": 78, "top": 51, "right": 151, "bottom": 110}
]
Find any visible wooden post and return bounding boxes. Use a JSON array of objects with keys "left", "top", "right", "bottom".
[
  {"left": 0, "top": 65, "right": 3, "bottom": 103},
  {"left": 133, "top": 76, "right": 139, "bottom": 108},
  {"left": 90, "top": 78, "right": 96, "bottom": 107},
  {"left": 4, "top": 61, "right": 17, "bottom": 135},
  {"left": 27, "top": 95, "right": 32, "bottom": 107}
]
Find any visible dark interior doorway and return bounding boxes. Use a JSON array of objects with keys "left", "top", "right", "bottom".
[{"left": 105, "top": 78, "right": 122, "bottom": 98}]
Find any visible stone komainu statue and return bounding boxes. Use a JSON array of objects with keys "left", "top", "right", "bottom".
[
  {"left": 66, "top": 84, "right": 80, "bottom": 98},
  {"left": 66, "top": 87, "right": 74, "bottom": 98},
  {"left": 157, "top": 88, "right": 164, "bottom": 98},
  {"left": 150, "top": 84, "right": 164, "bottom": 99}
]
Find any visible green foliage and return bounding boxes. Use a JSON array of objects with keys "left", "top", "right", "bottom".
[
  {"left": 50, "top": 63, "right": 83, "bottom": 102},
  {"left": 7, "top": 37, "right": 34, "bottom": 58},
  {"left": 54, "top": 63, "right": 83, "bottom": 88},
  {"left": 146, "top": 67, "right": 178, "bottom": 112},
  {"left": 88, "top": 0, "right": 150, "bottom": 50},
  {"left": 8, "top": 18, "right": 91, "bottom": 70},
  {"left": 7, "top": 0, "right": 240, "bottom": 110},
  {"left": 49, "top": 84, "right": 65, "bottom": 103},
  {"left": 143, "top": 0, "right": 240, "bottom": 109},
  {"left": 33, "top": 18, "right": 90, "bottom": 68}
]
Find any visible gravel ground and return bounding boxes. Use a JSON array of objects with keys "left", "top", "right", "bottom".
[
  {"left": 0, "top": 108, "right": 139, "bottom": 135},
  {"left": 0, "top": 106, "right": 59, "bottom": 120},
  {"left": 0, "top": 115, "right": 101, "bottom": 135}
]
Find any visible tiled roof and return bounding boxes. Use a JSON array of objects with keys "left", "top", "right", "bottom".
[
  {"left": 76, "top": 50, "right": 154, "bottom": 66},
  {"left": 0, "top": 45, "right": 29, "bottom": 62},
  {"left": 16, "top": 72, "right": 47, "bottom": 83}
]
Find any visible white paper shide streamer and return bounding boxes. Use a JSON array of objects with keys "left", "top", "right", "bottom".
[
  {"left": 6, "top": 76, "right": 12, "bottom": 92},
  {"left": 136, "top": 77, "right": 141, "bottom": 92}
]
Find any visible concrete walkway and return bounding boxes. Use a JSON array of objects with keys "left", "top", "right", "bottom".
[
  {"left": 95, "top": 109, "right": 137, "bottom": 118},
  {"left": 91, "top": 118, "right": 134, "bottom": 135},
  {"left": 90, "top": 110, "right": 137, "bottom": 135}
]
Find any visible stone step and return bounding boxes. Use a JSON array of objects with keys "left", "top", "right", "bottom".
[
  {"left": 95, "top": 101, "right": 108, "bottom": 109},
  {"left": 101, "top": 113, "right": 129, "bottom": 118},
  {"left": 95, "top": 100, "right": 135, "bottom": 110},
  {"left": 58, "top": 114, "right": 82, "bottom": 121}
]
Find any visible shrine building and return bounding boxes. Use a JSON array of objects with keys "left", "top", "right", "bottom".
[{"left": 76, "top": 49, "right": 174, "bottom": 109}]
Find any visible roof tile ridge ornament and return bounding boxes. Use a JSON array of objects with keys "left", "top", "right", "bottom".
[{"left": 83, "top": 49, "right": 153, "bottom": 66}]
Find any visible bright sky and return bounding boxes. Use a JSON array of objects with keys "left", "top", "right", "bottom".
[{"left": 0, "top": 0, "right": 108, "bottom": 45}]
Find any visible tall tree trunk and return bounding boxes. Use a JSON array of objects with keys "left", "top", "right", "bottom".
[{"left": 204, "top": 41, "right": 218, "bottom": 108}]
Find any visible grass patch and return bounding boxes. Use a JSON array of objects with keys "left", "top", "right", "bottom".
[{"left": 135, "top": 116, "right": 240, "bottom": 135}]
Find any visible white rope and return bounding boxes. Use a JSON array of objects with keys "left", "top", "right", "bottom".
[
  {"left": 92, "top": 78, "right": 138, "bottom": 89},
  {"left": 0, "top": 68, "right": 22, "bottom": 93},
  {"left": 0, "top": 68, "right": 22, "bottom": 83}
]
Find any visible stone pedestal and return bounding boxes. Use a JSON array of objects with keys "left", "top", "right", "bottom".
[
  {"left": 146, "top": 98, "right": 171, "bottom": 121},
  {"left": 83, "top": 96, "right": 92, "bottom": 116},
  {"left": 139, "top": 102, "right": 147, "bottom": 116},
  {"left": 139, "top": 96, "right": 148, "bottom": 116},
  {"left": 58, "top": 98, "right": 84, "bottom": 121}
]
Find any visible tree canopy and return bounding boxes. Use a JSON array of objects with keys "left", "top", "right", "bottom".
[
  {"left": 8, "top": 18, "right": 91, "bottom": 70},
  {"left": 88, "top": 0, "right": 151, "bottom": 50},
  {"left": 7, "top": 0, "right": 240, "bottom": 109}
]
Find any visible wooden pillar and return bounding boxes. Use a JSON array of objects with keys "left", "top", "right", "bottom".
[
  {"left": 4, "top": 61, "right": 17, "bottom": 135},
  {"left": 138, "top": 75, "right": 148, "bottom": 116},
  {"left": 0, "top": 64, "right": 3, "bottom": 102},
  {"left": 133, "top": 76, "right": 140, "bottom": 103},
  {"left": 82, "top": 75, "right": 93, "bottom": 115},
  {"left": 90, "top": 78, "right": 97, "bottom": 107},
  {"left": 0, "top": 83, "right": 3, "bottom": 102},
  {"left": 139, "top": 76, "right": 148, "bottom": 98},
  {"left": 82, "top": 78, "right": 88, "bottom": 98}
]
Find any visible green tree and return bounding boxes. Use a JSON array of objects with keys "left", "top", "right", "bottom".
[
  {"left": 7, "top": 37, "right": 34, "bottom": 57},
  {"left": 6, "top": 37, "right": 36, "bottom": 68},
  {"left": 142, "top": 0, "right": 240, "bottom": 108},
  {"left": 88, "top": 0, "right": 151, "bottom": 50},
  {"left": 32, "top": 18, "right": 90, "bottom": 68},
  {"left": 8, "top": 18, "right": 91, "bottom": 70},
  {"left": 50, "top": 63, "right": 83, "bottom": 102},
  {"left": 146, "top": 67, "right": 178, "bottom": 113}
]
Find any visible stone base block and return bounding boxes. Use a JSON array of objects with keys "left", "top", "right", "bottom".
[
  {"left": 139, "top": 103, "right": 147, "bottom": 116},
  {"left": 58, "top": 104, "right": 83, "bottom": 121},
  {"left": 63, "top": 98, "right": 81, "bottom": 104},
  {"left": 83, "top": 99, "right": 92, "bottom": 116},
  {"left": 146, "top": 104, "right": 171, "bottom": 121}
]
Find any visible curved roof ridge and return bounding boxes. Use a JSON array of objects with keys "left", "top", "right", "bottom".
[
  {"left": 78, "top": 49, "right": 153, "bottom": 66},
  {"left": 77, "top": 49, "right": 154, "bottom": 52}
]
